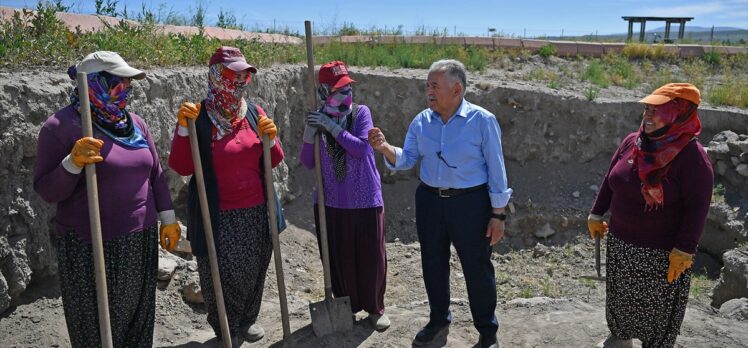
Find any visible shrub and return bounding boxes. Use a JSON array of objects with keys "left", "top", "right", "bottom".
[{"left": 538, "top": 43, "right": 556, "bottom": 58}]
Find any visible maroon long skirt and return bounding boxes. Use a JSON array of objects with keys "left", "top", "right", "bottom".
[{"left": 314, "top": 205, "right": 387, "bottom": 315}]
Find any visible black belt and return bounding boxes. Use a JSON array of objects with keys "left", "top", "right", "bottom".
[{"left": 420, "top": 183, "right": 487, "bottom": 198}]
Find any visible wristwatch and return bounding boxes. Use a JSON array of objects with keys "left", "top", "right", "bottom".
[{"left": 490, "top": 212, "right": 507, "bottom": 221}]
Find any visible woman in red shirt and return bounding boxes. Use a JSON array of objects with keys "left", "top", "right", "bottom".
[{"left": 168, "top": 47, "right": 285, "bottom": 347}]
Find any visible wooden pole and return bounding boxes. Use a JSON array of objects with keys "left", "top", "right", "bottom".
[
  {"left": 263, "top": 133, "right": 291, "bottom": 338},
  {"left": 304, "top": 20, "right": 334, "bottom": 300},
  {"left": 76, "top": 71, "right": 113, "bottom": 348},
  {"left": 187, "top": 118, "right": 232, "bottom": 348}
]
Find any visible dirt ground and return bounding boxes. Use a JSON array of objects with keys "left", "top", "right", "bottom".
[{"left": 2, "top": 168, "right": 747, "bottom": 348}]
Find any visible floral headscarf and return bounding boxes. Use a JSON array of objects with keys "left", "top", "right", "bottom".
[
  {"left": 633, "top": 98, "right": 701, "bottom": 210},
  {"left": 68, "top": 66, "right": 147, "bottom": 148},
  {"left": 205, "top": 64, "right": 249, "bottom": 140}
]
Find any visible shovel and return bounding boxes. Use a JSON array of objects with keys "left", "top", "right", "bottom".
[
  {"left": 76, "top": 72, "right": 113, "bottom": 348},
  {"left": 304, "top": 20, "right": 354, "bottom": 337},
  {"left": 261, "top": 132, "right": 291, "bottom": 339}
]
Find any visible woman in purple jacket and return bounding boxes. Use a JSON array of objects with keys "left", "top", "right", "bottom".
[
  {"left": 300, "top": 60, "right": 389, "bottom": 330},
  {"left": 33, "top": 51, "right": 179, "bottom": 347},
  {"left": 588, "top": 83, "right": 713, "bottom": 348}
]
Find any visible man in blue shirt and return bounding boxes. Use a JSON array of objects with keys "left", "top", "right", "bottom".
[{"left": 369, "top": 59, "right": 510, "bottom": 348}]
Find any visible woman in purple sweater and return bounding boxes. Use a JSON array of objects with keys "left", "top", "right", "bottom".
[
  {"left": 33, "top": 52, "right": 179, "bottom": 347},
  {"left": 588, "top": 83, "right": 713, "bottom": 348},
  {"left": 300, "top": 60, "right": 389, "bottom": 330}
]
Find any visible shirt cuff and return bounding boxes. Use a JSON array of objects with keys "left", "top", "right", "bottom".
[
  {"left": 489, "top": 188, "right": 513, "bottom": 208},
  {"left": 177, "top": 126, "right": 189, "bottom": 137},
  {"left": 383, "top": 147, "right": 404, "bottom": 170},
  {"left": 588, "top": 213, "right": 605, "bottom": 221},
  {"left": 158, "top": 210, "right": 177, "bottom": 225},
  {"left": 61, "top": 154, "right": 83, "bottom": 174}
]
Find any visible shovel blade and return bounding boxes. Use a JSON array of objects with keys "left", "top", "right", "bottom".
[{"left": 309, "top": 296, "right": 353, "bottom": 337}]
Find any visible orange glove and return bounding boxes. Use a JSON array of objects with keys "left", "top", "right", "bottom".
[
  {"left": 257, "top": 114, "right": 277, "bottom": 141},
  {"left": 176, "top": 102, "right": 200, "bottom": 127},
  {"left": 587, "top": 217, "right": 608, "bottom": 239},
  {"left": 159, "top": 223, "right": 181, "bottom": 251},
  {"left": 667, "top": 248, "right": 693, "bottom": 283},
  {"left": 71, "top": 137, "right": 104, "bottom": 168}
]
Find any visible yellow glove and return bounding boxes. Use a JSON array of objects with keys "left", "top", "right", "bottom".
[
  {"left": 71, "top": 137, "right": 104, "bottom": 168},
  {"left": 176, "top": 102, "right": 200, "bottom": 128},
  {"left": 667, "top": 248, "right": 693, "bottom": 283},
  {"left": 587, "top": 217, "right": 608, "bottom": 239},
  {"left": 159, "top": 223, "right": 181, "bottom": 251},
  {"left": 257, "top": 114, "right": 277, "bottom": 141}
]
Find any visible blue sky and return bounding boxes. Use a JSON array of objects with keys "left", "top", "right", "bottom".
[{"left": 3, "top": 0, "right": 747, "bottom": 36}]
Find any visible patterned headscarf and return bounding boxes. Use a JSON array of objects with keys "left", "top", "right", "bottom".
[
  {"left": 68, "top": 66, "right": 148, "bottom": 148},
  {"left": 632, "top": 98, "right": 701, "bottom": 210},
  {"left": 205, "top": 64, "right": 249, "bottom": 140},
  {"left": 321, "top": 85, "right": 353, "bottom": 118}
]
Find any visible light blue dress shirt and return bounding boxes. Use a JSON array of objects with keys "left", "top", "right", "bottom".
[{"left": 385, "top": 99, "right": 513, "bottom": 208}]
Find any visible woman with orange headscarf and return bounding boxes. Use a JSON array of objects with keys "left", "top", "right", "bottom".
[{"left": 588, "top": 83, "right": 713, "bottom": 348}]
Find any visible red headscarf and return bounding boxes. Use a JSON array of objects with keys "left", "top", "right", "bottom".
[{"left": 632, "top": 98, "right": 701, "bottom": 210}]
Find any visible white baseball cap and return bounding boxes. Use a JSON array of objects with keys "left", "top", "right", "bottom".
[{"left": 76, "top": 51, "right": 146, "bottom": 79}]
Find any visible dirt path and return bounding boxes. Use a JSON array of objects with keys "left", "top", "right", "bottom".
[{"left": 3, "top": 183, "right": 747, "bottom": 347}]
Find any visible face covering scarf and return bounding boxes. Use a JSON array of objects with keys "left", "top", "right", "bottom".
[
  {"left": 632, "top": 99, "right": 701, "bottom": 210},
  {"left": 68, "top": 66, "right": 148, "bottom": 149},
  {"left": 205, "top": 64, "right": 249, "bottom": 141}
]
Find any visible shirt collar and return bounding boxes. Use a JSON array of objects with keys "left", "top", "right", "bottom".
[{"left": 428, "top": 99, "right": 468, "bottom": 123}]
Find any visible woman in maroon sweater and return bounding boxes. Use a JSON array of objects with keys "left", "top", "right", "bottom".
[
  {"left": 168, "top": 47, "right": 284, "bottom": 347},
  {"left": 588, "top": 83, "right": 713, "bottom": 348}
]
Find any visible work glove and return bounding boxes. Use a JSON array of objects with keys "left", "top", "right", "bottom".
[
  {"left": 176, "top": 102, "right": 200, "bottom": 128},
  {"left": 302, "top": 124, "right": 318, "bottom": 144},
  {"left": 257, "top": 115, "right": 277, "bottom": 141},
  {"left": 307, "top": 111, "right": 343, "bottom": 138},
  {"left": 159, "top": 223, "right": 181, "bottom": 251},
  {"left": 667, "top": 248, "right": 693, "bottom": 283},
  {"left": 587, "top": 214, "right": 608, "bottom": 239},
  {"left": 71, "top": 137, "right": 104, "bottom": 168}
]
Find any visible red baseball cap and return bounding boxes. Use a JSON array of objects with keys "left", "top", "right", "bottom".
[
  {"left": 318, "top": 61, "right": 355, "bottom": 89},
  {"left": 209, "top": 46, "right": 257, "bottom": 73}
]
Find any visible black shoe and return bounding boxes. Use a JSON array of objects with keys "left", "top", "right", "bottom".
[
  {"left": 413, "top": 321, "right": 450, "bottom": 346},
  {"left": 478, "top": 334, "right": 499, "bottom": 348}
]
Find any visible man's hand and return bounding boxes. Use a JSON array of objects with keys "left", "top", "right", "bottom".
[
  {"left": 485, "top": 216, "right": 505, "bottom": 246},
  {"left": 368, "top": 127, "right": 387, "bottom": 151}
]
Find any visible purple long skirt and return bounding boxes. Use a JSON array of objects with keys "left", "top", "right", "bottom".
[{"left": 314, "top": 205, "right": 387, "bottom": 315}]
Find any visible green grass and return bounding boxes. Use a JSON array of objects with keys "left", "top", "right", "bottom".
[
  {"left": 2, "top": 2, "right": 748, "bottom": 108},
  {"left": 712, "top": 183, "right": 726, "bottom": 203},
  {"left": 707, "top": 73, "right": 748, "bottom": 108},
  {"left": 582, "top": 59, "right": 609, "bottom": 88}
]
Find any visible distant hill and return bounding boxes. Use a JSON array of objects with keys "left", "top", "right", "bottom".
[
  {"left": 545, "top": 26, "right": 748, "bottom": 44},
  {"left": 649, "top": 26, "right": 746, "bottom": 33}
]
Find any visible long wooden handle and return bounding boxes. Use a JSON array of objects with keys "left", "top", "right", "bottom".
[
  {"left": 595, "top": 235, "right": 602, "bottom": 278},
  {"left": 263, "top": 133, "right": 290, "bottom": 337},
  {"left": 187, "top": 119, "right": 232, "bottom": 348},
  {"left": 76, "top": 72, "right": 113, "bottom": 348},
  {"left": 305, "top": 20, "right": 333, "bottom": 300}
]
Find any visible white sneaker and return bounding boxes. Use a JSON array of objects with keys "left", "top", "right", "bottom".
[
  {"left": 596, "top": 335, "right": 633, "bottom": 348},
  {"left": 243, "top": 323, "right": 265, "bottom": 342},
  {"left": 369, "top": 312, "right": 391, "bottom": 331}
]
